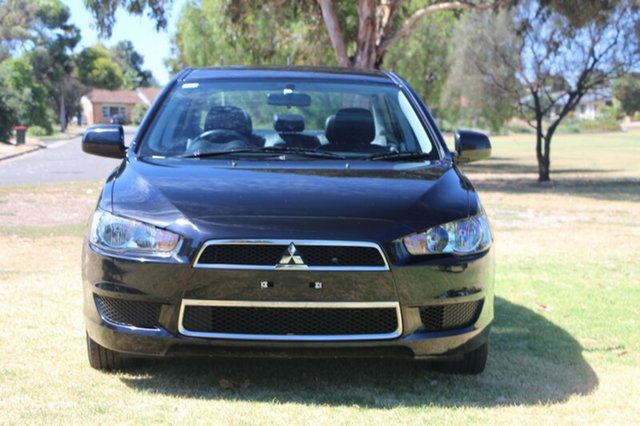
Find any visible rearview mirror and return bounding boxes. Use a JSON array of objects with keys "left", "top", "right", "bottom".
[
  {"left": 267, "top": 92, "right": 311, "bottom": 107},
  {"left": 82, "top": 125, "right": 125, "bottom": 159},
  {"left": 454, "top": 130, "right": 491, "bottom": 163}
]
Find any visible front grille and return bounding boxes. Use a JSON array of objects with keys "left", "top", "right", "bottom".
[
  {"left": 419, "top": 299, "right": 483, "bottom": 331},
  {"left": 180, "top": 302, "right": 401, "bottom": 340},
  {"left": 195, "top": 241, "right": 387, "bottom": 269},
  {"left": 199, "top": 244, "right": 286, "bottom": 265},
  {"left": 95, "top": 295, "right": 161, "bottom": 328}
]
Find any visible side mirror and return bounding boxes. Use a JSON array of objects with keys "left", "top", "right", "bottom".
[
  {"left": 82, "top": 125, "right": 125, "bottom": 159},
  {"left": 454, "top": 129, "right": 491, "bottom": 163}
]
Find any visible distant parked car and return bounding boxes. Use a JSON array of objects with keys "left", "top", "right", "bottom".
[
  {"left": 109, "top": 114, "right": 125, "bottom": 125},
  {"left": 81, "top": 66, "right": 494, "bottom": 374}
]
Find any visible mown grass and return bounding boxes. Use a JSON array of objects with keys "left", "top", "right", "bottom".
[{"left": 0, "top": 130, "right": 639, "bottom": 424}]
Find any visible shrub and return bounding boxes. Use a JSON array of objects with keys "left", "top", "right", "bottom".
[
  {"left": 27, "top": 125, "right": 51, "bottom": 137},
  {"left": 0, "top": 99, "right": 16, "bottom": 143},
  {"left": 131, "top": 103, "right": 149, "bottom": 125},
  {"left": 579, "top": 118, "right": 621, "bottom": 132}
]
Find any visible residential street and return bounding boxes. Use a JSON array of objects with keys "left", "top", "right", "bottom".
[{"left": 0, "top": 128, "right": 135, "bottom": 186}]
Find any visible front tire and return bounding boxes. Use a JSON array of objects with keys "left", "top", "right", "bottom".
[
  {"left": 86, "top": 332, "right": 130, "bottom": 371},
  {"left": 434, "top": 342, "right": 488, "bottom": 375}
]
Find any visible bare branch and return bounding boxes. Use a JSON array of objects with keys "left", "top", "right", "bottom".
[{"left": 316, "top": 0, "right": 349, "bottom": 67}]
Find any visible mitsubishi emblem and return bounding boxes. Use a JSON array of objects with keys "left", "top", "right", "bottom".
[{"left": 276, "top": 243, "right": 308, "bottom": 269}]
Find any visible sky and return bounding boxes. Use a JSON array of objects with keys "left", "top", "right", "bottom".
[{"left": 62, "top": 0, "right": 186, "bottom": 86}]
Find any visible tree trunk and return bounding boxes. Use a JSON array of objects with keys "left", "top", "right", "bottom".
[
  {"left": 534, "top": 113, "right": 550, "bottom": 182},
  {"left": 354, "top": 0, "right": 377, "bottom": 69},
  {"left": 59, "top": 96, "right": 67, "bottom": 132},
  {"left": 316, "top": 0, "right": 350, "bottom": 67}
]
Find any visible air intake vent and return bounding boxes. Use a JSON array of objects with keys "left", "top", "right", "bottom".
[
  {"left": 95, "top": 295, "right": 161, "bottom": 328},
  {"left": 419, "top": 299, "right": 483, "bottom": 331},
  {"left": 179, "top": 301, "right": 402, "bottom": 341}
]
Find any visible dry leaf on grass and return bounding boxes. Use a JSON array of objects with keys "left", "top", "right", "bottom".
[{"left": 534, "top": 303, "right": 553, "bottom": 312}]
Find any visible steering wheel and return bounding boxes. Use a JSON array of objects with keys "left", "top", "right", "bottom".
[{"left": 187, "top": 129, "right": 248, "bottom": 153}]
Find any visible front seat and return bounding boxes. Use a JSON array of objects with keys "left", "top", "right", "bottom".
[
  {"left": 188, "top": 105, "right": 261, "bottom": 151},
  {"left": 273, "top": 113, "right": 320, "bottom": 149},
  {"left": 317, "top": 108, "right": 386, "bottom": 153}
]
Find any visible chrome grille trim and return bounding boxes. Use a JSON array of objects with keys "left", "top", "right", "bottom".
[
  {"left": 177, "top": 299, "right": 403, "bottom": 341},
  {"left": 192, "top": 239, "right": 390, "bottom": 271}
]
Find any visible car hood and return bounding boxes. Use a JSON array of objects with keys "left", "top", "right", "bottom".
[{"left": 109, "top": 157, "right": 470, "bottom": 242}]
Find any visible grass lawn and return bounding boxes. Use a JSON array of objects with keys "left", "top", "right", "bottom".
[{"left": 0, "top": 130, "right": 639, "bottom": 424}]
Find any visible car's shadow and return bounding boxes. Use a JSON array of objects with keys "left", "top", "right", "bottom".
[{"left": 120, "top": 297, "right": 598, "bottom": 407}]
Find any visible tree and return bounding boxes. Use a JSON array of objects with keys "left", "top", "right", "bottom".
[
  {"left": 1, "top": 0, "right": 82, "bottom": 132},
  {"left": 0, "top": 88, "right": 17, "bottom": 142},
  {"left": 384, "top": 6, "right": 456, "bottom": 110},
  {"left": 613, "top": 73, "right": 640, "bottom": 116},
  {"left": 82, "top": 0, "right": 170, "bottom": 38},
  {"left": 440, "top": 9, "right": 517, "bottom": 131},
  {"left": 462, "top": 0, "right": 639, "bottom": 181},
  {"left": 0, "top": 57, "right": 51, "bottom": 131},
  {"left": 76, "top": 45, "right": 125, "bottom": 89},
  {"left": 0, "top": 0, "right": 42, "bottom": 60},
  {"left": 169, "top": 0, "right": 334, "bottom": 72},
  {"left": 109, "top": 41, "right": 156, "bottom": 88},
  {"left": 315, "top": 0, "right": 513, "bottom": 69}
]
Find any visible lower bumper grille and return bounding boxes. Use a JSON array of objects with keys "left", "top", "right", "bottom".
[
  {"left": 95, "top": 295, "right": 161, "bottom": 328},
  {"left": 419, "top": 299, "right": 483, "bottom": 331},
  {"left": 179, "top": 300, "right": 402, "bottom": 341}
]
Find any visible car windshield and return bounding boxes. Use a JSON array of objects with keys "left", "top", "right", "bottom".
[{"left": 139, "top": 79, "right": 437, "bottom": 160}]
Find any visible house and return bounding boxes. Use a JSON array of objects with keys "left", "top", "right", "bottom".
[
  {"left": 523, "top": 87, "right": 614, "bottom": 121},
  {"left": 81, "top": 88, "right": 161, "bottom": 125},
  {"left": 572, "top": 88, "right": 613, "bottom": 120}
]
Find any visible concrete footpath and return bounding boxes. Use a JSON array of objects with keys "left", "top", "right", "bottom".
[{"left": 0, "top": 140, "right": 46, "bottom": 162}]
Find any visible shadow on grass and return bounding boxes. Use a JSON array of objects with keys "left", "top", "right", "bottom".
[
  {"left": 461, "top": 156, "right": 615, "bottom": 176},
  {"left": 120, "top": 297, "right": 598, "bottom": 407},
  {"left": 473, "top": 177, "right": 640, "bottom": 203},
  {"left": 456, "top": 157, "right": 640, "bottom": 203}
]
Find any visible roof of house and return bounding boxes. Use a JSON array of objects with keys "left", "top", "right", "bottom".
[
  {"left": 136, "top": 87, "right": 161, "bottom": 105},
  {"left": 85, "top": 89, "right": 142, "bottom": 105}
]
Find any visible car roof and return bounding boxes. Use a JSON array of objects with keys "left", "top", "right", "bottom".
[{"left": 181, "top": 66, "right": 397, "bottom": 85}]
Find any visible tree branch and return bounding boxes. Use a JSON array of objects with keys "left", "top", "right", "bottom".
[
  {"left": 378, "top": 0, "right": 510, "bottom": 54},
  {"left": 316, "top": 0, "right": 350, "bottom": 67}
]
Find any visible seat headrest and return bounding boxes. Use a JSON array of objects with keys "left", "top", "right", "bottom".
[
  {"left": 204, "top": 106, "right": 252, "bottom": 135},
  {"left": 273, "top": 114, "right": 305, "bottom": 133},
  {"left": 324, "top": 114, "right": 335, "bottom": 141},
  {"left": 328, "top": 108, "right": 375, "bottom": 146}
]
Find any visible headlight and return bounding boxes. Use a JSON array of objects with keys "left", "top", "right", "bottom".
[
  {"left": 402, "top": 213, "right": 491, "bottom": 256},
  {"left": 90, "top": 210, "right": 182, "bottom": 258}
]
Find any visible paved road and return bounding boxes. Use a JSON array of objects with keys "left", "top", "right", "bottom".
[{"left": 0, "top": 128, "right": 135, "bottom": 186}]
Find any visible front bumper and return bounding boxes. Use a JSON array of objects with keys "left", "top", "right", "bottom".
[{"left": 82, "top": 242, "right": 494, "bottom": 360}]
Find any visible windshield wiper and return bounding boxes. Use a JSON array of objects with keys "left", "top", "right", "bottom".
[
  {"left": 178, "top": 148, "right": 262, "bottom": 159},
  {"left": 366, "top": 151, "right": 432, "bottom": 162},
  {"left": 178, "top": 146, "right": 346, "bottom": 159}
]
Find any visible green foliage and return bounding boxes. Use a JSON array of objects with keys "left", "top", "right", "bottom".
[
  {"left": 27, "top": 125, "right": 51, "bottom": 137},
  {"left": 131, "top": 102, "right": 148, "bottom": 125},
  {"left": 109, "top": 41, "right": 155, "bottom": 88},
  {"left": 385, "top": 10, "right": 455, "bottom": 112},
  {"left": 170, "top": 0, "right": 335, "bottom": 71},
  {"left": 83, "top": 0, "right": 169, "bottom": 38},
  {"left": 441, "top": 10, "right": 517, "bottom": 132},
  {"left": 75, "top": 45, "right": 125, "bottom": 90},
  {"left": 0, "top": 57, "right": 51, "bottom": 131},
  {"left": 613, "top": 73, "right": 640, "bottom": 116},
  {"left": 579, "top": 117, "right": 622, "bottom": 132},
  {"left": 26, "top": 0, "right": 82, "bottom": 131},
  {"left": 0, "top": 94, "right": 16, "bottom": 142}
]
